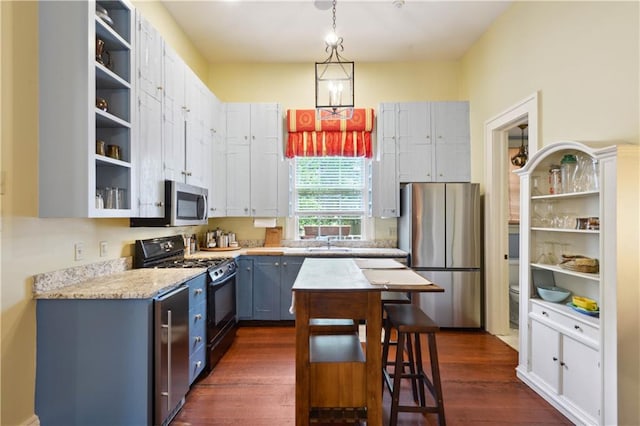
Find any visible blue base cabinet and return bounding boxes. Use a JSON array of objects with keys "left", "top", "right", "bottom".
[
  {"left": 188, "top": 273, "right": 207, "bottom": 383},
  {"left": 236, "top": 256, "right": 303, "bottom": 321},
  {"left": 36, "top": 299, "right": 154, "bottom": 426}
]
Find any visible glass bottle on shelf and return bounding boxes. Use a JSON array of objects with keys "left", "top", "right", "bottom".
[
  {"left": 560, "top": 154, "right": 578, "bottom": 193},
  {"left": 548, "top": 165, "right": 562, "bottom": 194}
]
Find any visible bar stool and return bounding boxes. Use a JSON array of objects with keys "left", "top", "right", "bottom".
[
  {"left": 381, "top": 292, "right": 418, "bottom": 401},
  {"left": 382, "top": 303, "right": 446, "bottom": 426}
]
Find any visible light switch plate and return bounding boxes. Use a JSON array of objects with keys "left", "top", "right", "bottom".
[
  {"left": 74, "top": 242, "right": 84, "bottom": 261},
  {"left": 100, "top": 241, "right": 108, "bottom": 257}
]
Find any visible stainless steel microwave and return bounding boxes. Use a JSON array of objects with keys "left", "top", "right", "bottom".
[{"left": 131, "top": 180, "right": 208, "bottom": 227}]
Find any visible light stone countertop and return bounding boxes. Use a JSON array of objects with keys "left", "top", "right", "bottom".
[
  {"left": 188, "top": 246, "right": 408, "bottom": 260},
  {"left": 33, "top": 268, "right": 206, "bottom": 300},
  {"left": 33, "top": 247, "right": 407, "bottom": 301}
]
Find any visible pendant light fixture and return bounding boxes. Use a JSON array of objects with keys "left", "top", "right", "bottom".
[
  {"left": 511, "top": 123, "right": 528, "bottom": 167},
  {"left": 315, "top": 0, "right": 354, "bottom": 120}
]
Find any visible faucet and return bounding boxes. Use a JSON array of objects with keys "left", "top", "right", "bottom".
[{"left": 326, "top": 236, "right": 338, "bottom": 249}]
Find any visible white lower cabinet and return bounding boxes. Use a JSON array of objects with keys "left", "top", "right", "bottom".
[{"left": 530, "top": 309, "right": 601, "bottom": 423}]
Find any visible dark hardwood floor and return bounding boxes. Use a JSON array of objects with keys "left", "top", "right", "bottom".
[{"left": 172, "top": 326, "right": 572, "bottom": 425}]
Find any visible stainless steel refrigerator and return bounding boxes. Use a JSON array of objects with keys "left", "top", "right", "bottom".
[{"left": 398, "top": 183, "right": 482, "bottom": 328}]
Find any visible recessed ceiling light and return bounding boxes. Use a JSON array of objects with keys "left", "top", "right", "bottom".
[{"left": 393, "top": 0, "right": 405, "bottom": 9}]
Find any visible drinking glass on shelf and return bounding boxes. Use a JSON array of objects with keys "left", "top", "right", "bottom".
[
  {"left": 534, "top": 242, "right": 549, "bottom": 264},
  {"left": 531, "top": 175, "right": 543, "bottom": 196},
  {"left": 544, "top": 241, "right": 559, "bottom": 265}
]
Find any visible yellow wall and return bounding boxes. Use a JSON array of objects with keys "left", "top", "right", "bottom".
[
  {"left": 461, "top": 2, "right": 639, "bottom": 423},
  {"left": 0, "top": 2, "right": 209, "bottom": 424}
]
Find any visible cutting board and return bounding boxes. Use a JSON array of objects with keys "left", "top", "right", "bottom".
[
  {"left": 264, "top": 226, "right": 283, "bottom": 247},
  {"left": 362, "top": 269, "right": 434, "bottom": 286}
]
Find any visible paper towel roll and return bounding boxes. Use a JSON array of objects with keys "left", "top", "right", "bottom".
[{"left": 253, "top": 218, "right": 276, "bottom": 228}]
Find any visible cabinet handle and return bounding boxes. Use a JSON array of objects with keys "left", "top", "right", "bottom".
[
  {"left": 194, "top": 288, "right": 203, "bottom": 295},
  {"left": 157, "top": 86, "right": 163, "bottom": 91},
  {"left": 194, "top": 336, "right": 202, "bottom": 343},
  {"left": 195, "top": 313, "right": 203, "bottom": 320},
  {"left": 186, "top": 171, "right": 192, "bottom": 176},
  {"left": 155, "top": 202, "right": 164, "bottom": 207},
  {"left": 552, "top": 357, "right": 558, "bottom": 361},
  {"left": 541, "top": 311, "right": 548, "bottom": 316},
  {"left": 574, "top": 325, "right": 582, "bottom": 331},
  {"left": 560, "top": 361, "right": 566, "bottom": 367},
  {"left": 181, "top": 171, "right": 187, "bottom": 175}
]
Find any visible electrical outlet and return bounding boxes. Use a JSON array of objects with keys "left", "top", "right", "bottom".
[
  {"left": 100, "top": 241, "right": 108, "bottom": 257},
  {"left": 74, "top": 242, "right": 84, "bottom": 261}
]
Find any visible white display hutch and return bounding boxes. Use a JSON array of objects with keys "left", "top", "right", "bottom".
[{"left": 514, "top": 140, "right": 638, "bottom": 425}]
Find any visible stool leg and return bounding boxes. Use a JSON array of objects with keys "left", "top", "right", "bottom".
[
  {"left": 389, "top": 331, "right": 405, "bottom": 426},
  {"left": 427, "top": 333, "right": 446, "bottom": 426},
  {"left": 404, "top": 332, "right": 419, "bottom": 403},
  {"left": 381, "top": 317, "right": 392, "bottom": 392},
  {"left": 413, "top": 332, "right": 428, "bottom": 408}
]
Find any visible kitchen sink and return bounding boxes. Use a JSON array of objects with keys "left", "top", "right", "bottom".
[{"left": 306, "top": 247, "right": 352, "bottom": 253}]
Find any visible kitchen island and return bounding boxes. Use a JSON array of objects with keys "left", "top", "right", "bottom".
[{"left": 292, "top": 258, "right": 443, "bottom": 425}]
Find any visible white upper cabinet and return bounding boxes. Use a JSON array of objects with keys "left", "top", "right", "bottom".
[
  {"left": 39, "top": 0, "right": 135, "bottom": 218},
  {"left": 225, "top": 103, "right": 284, "bottom": 217},
  {"left": 392, "top": 101, "right": 470, "bottom": 183},
  {"left": 135, "top": 12, "right": 164, "bottom": 217},
  {"left": 371, "top": 102, "right": 400, "bottom": 217},
  {"left": 160, "top": 44, "right": 211, "bottom": 189},
  {"left": 208, "top": 96, "right": 227, "bottom": 217}
]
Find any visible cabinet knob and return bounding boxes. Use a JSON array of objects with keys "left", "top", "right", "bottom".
[
  {"left": 560, "top": 361, "right": 566, "bottom": 367},
  {"left": 155, "top": 202, "right": 164, "bottom": 207},
  {"left": 283, "top": 262, "right": 287, "bottom": 266},
  {"left": 195, "top": 361, "right": 202, "bottom": 368},
  {"left": 252, "top": 135, "right": 256, "bottom": 140},
  {"left": 274, "top": 262, "right": 279, "bottom": 266},
  {"left": 195, "top": 314, "right": 203, "bottom": 320},
  {"left": 194, "top": 288, "right": 203, "bottom": 295},
  {"left": 574, "top": 325, "right": 582, "bottom": 331},
  {"left": 244, "top": 136, "right": 248, "bottom": 140},
  {"left": 157, "top": 86, "right": 163, "bottom": 91},
  {"left": 246, "top": 267, "right": 251, "bottom": 271},
  {"left": 439, "top": 173, "right": 443, "bottom": 177},
  {"left": 186, "top": 171, "right": 192, "bottom": 176},
  {"left": 426, "top": 135, "right": 430, "bottom": 139},
  {"left": 194, "top": 336, "right": 202, "bottom": 343},
  {"left": 552, "top": 357, "right": 558, "bottom": 361},
  {"left": 541, "top": 311, "right": 548, "bottom": 316}
]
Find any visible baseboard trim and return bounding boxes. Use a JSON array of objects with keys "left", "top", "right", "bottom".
[{"left": 22, "top": 414, "right": 40, "bottom": 426}]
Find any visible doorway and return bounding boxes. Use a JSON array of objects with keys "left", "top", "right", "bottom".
[{"left": 483, "top": 93, "right": 539, "bottom": 352}]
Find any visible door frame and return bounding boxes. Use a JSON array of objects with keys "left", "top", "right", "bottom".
[{"left": 483, "top": 92, "right": 539, "bottom": 336}]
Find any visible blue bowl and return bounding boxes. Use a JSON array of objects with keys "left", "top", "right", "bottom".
[{"left": 537, "top": 286, "right": 571, "bottom": 303}]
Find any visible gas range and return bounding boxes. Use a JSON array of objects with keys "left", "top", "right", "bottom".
[{"left": 134, "top": 236, "right": 236, "bottom": 283}]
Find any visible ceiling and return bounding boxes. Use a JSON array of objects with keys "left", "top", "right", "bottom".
[{"left": 160, "top": 0, "right": 512, "bottom": 64}]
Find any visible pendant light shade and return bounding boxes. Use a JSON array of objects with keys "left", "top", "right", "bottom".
[{"left": 315, "top": 0, "right": 354, "bottom": 120}]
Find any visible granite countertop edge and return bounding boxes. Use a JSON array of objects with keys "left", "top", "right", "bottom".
[{"left": 34, "top": 268, "right": 207, "bottom": 300}]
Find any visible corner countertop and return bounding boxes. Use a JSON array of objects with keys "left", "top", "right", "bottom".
[
  {"left": 187, "top": 246, "right": 408, "bottom": 260},
  {"left": 33, "top": 268, "right": 206, "bottom": 300}
]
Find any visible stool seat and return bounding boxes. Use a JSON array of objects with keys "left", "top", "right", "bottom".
[{"left": 384, "top": 304, "right": 439, "bottom": 333}]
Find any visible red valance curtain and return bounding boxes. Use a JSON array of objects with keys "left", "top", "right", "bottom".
[{"left": 286, "top": 108, "right": 375, "bottom": 158}]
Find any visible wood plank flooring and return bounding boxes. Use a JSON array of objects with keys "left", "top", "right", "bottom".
[{"left": 172, "top": 326, "right": 572, "bottom": 426}]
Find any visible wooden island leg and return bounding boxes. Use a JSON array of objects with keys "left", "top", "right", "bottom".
[
  {"left": 366, "top": 292, "right": 383, "bottom": 426},
  {"left": 295, "top": 291, "right": 310, "bottom": 426}
]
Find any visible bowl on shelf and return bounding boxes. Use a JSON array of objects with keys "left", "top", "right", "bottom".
[{"left": 536, "top": 286, "right": 571, "bottom": 303}]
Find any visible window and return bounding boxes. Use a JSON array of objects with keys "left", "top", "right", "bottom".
[{"left": 292, "top": 157, "right": 370, "bottom": 240}]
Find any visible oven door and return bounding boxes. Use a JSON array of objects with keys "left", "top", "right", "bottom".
[{"left": 206, "top": 272, "right": 237, "bottom": 370}]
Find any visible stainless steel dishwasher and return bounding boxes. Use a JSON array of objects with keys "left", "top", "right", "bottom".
[{"left": 155, "top": 285, "right": 189, "bottom": 426}]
